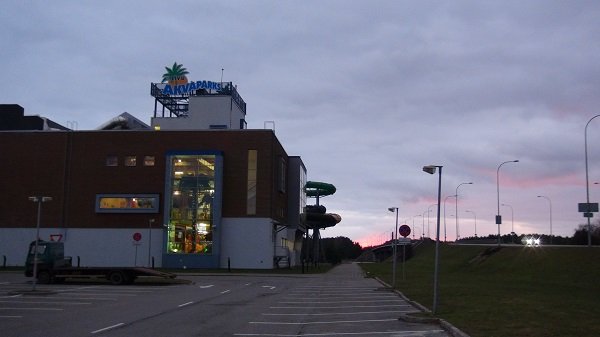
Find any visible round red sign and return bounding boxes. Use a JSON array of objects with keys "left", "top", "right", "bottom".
[
  {"left": 399, "top": 225, "right": 411, "bottom": 238},
  {"left": 133, "top": 232, "right": 142, "bottom": 241}
]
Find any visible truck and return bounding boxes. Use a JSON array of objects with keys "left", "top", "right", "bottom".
[{"left": 25, "top": 240, "right": 177, "bottom": 285}]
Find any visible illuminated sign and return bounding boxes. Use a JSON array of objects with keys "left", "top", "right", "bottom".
[{"left": 160, "top": 62, "right": 223, "bottom": 95}]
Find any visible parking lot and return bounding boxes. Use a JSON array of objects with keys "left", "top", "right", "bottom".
[{"left": 0, "top": 264, "right": 451, "bottom": 336}]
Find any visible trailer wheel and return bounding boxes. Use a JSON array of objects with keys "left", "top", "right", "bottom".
[
  {"left": 108, "top": 271, "right": 128, "bottom": 285},
  {"left": 37, "top": 271, "right": 52, "bottom": 284}
]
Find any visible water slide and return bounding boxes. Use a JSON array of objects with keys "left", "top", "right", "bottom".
[{"left": 303, "top": 181, "right": 341, "bottom": 229}]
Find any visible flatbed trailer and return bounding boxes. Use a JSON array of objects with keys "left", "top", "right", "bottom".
[{"left": 25, "top": 240, "right": 176, "bottom": 285}]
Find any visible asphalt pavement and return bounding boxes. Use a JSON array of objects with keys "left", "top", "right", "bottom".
[{"left": 0, "top": 263, "right": 465, "bottom": 336}]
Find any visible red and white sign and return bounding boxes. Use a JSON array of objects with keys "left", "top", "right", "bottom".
[{"left": 133, "top": 232, "right": 142, "bottom": 242}]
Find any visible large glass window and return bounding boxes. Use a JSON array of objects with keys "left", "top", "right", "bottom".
[
  {"left": 247, "top": 150, "right": 257, "bottom": 215},
  {"left": 166, "top": 155, "right": 215, "bottom": 255}
]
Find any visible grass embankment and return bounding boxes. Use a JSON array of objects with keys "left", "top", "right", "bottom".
[{"left": 360, "top": 243, "right": 600, "bottom": 337}]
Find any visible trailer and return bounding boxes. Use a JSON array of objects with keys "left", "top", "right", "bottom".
[{"left": 25, "top": 240, "right": 176, "bottom": 285}]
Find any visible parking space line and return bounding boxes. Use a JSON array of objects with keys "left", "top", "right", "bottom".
[
  {"left": 249, "top": 318, "right": 398, "bottom": 325},
  {"left": 234, "top": 331, "right": 445, "bottom": 336},
  {"left": 178, "top": 301, "right": 194, "bottom": 307},
  {"left": 221, "top": 290, "right": 231, "bottom": 294},
  {"left": 0, "top": 315, "right": 22, "bottom": 318},
  {"left": 263, "top": 310, "right": 413, "bottom": 316},
  {"left": 279, "top": 299, "right": 405, "bottom": 304},
  {"left": 271, "top": 304, "right": 411, "bottom": 309},
  {"left": 0, "top": 300, "right": 91, "bottom": 305},
  {"left": 91, "top": 323, "right": 125, "bottom": 334},
  {"left": 0, "top": 307, "right": 63, "bottom": 311}
]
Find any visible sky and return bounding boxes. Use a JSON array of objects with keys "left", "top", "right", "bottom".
[{"left": 2, "top": 1, "right": 600, "bottom": 246}]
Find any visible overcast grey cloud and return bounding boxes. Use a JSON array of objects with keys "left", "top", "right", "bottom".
[{"left": 2, "top": 1, "right": 600, "bottom": 245}]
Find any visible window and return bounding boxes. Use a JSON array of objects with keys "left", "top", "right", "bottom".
[
  {"left": 166, "top": 154, "right": 216, "bottom": 255},
  {"left": 247, "top": 150, "right": 257, "bottom": 215},
  {"left": 144, "top": 156, "right": 155, "bottom": 166},
  {"left": 125, "top": 156, "right": 137, "bottom": 167},
  {"left": 106, "top": 156, "right": 118, "bottom": 166},
  {"left": 96, "top": 194, "right": 159, "bottom": 213},
  {"left": 278, "top": 156, "right": 286, "bottom": 193}
]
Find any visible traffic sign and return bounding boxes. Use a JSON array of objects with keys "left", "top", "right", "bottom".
[
  {"left": 399, "top": 225, "right": 411, "bottom": 237},
  {"left": 133, "top": 232, "right": 142, "bottom": 241}
]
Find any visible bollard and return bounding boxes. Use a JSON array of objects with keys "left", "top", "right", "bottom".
[
  {"left": 77, "top": 256, "right": 80, "bottom": 267},
  {"left": 228, "top": 257, "right": 231, "bottom": 272},
  {"left": 2, "top": 255, "right": 6, "bottom": 268},
  {"left": 151, "top": 256, "right": 155, "bottom": 269}
]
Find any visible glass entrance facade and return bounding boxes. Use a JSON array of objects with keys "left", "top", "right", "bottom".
[{"left": 164, "top": 152, "right": 222, "bottom": 268}]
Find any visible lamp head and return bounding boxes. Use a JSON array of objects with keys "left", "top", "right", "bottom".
[
  {"left": 423, "top": 165, "right": 437, "bottom": 174},
  {"left": 388, "top": 207, "right": 396, "bottom": 212}
]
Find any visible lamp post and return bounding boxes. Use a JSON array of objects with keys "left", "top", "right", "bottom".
[
  {"left": 148, "top": 219, "right": 155, "bottom": 268},
  {"left": 584, "top": 115, "right": 600, "bottom": 247},
  {"left": 413, "top": 215, "right": 422, "bottom": 239},
  {"left": 28, "top": 196, "right": 52, "bottom": 291},
  {"left": 501, "top": 203, "right": 515, "bottom": 235},
  {"left": 465, "top": 210, "right": 477, "bottom": 237},
  {"left": 423, "top": 165, "right": 443, "bottom": 315},
  {"left": 497, "top": 160, "right": 519, "bottom": 246},
  {"left": 388, "top": 207, "right": 399, "bottom": 288},
  {"left": 537, "top": 195, "right": 553, "bottom": 244},
  {"left": 455, "top": 182, "right": 473, "bottom": 240},
  {"left": 428, "top": 204, "right": 437, "bottom": 238},
  {"left": 443, "top": 195, "right": 455, "bottom": 242},
  {"left": 421, "top": 211, "right": 429, "bottom": 240}
]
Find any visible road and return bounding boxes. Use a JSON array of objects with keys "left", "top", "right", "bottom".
[{"left": 0, "top": 264, "right": 451, "bottom": 337}]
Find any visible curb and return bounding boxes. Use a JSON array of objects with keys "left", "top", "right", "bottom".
[{"left": 373, "top": 276, "right": 470, "bottom": 337}]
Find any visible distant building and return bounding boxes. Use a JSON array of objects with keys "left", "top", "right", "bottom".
[{"left": 0, "top": 78, "right": 307, "bottom": 269}]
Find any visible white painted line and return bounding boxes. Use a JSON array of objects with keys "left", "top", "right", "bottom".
[
  {"left": 178, "top": 301, "right": 194, "bottom": 307},
  {"left": 0, "top": 282, "right": 10, "bottom": 285},
  {"left": 0, "top": 300, "right": 91, "bottom": 305},
  {"left": 279, "top": 299, "right": 405, "bottom": 304},
  {"left": 234, "top": 330, "right": 445, "bottom": 336},
  {"left": 91, "top": 323, "right": 125, "bottom": 334},
  {"left": 0, "top": 307, "right": 63, "bottom": 311},
  {"left": 263, "top": 310, "right": 414, "bottom": 316},
  {"left": 244, "top": 283, "right": 252, "bottom": 286},
  {"left": 262, "top": 285, "right": 276, "bottom": 290},
  {"left": 249, "top": 318, "right": 398, "bottom": 325},
  {"left": 0, "top": 315, "right": 22, "bottom": 318},
  {"left": 271, "top": 304, "right": 411, "bottom": 309},
  {"left": 198, "top": 285, "right": 214, "bottom": 289},
  {"left": 221, "top": 290, "right": 231, "bottom": 294}
]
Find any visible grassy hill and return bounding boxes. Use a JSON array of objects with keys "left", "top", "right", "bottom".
[{"left": 359, "top": 243, "right": 600, "bottom": 337}]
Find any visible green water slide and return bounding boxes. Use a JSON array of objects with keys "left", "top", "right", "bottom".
[{"left": 303, "top": 181, "right": 341, "bottom": 229}]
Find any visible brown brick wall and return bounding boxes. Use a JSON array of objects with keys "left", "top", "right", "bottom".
[{"left": 0, "top": 130, "right": 289, "bottom": 229}]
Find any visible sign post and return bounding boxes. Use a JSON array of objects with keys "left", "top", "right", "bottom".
[
  {"left": 399, "top": 225, "right": 411, "bottom": 281},
  {"left": 133, "top": 232, "right": 142, "bottom": 266}
]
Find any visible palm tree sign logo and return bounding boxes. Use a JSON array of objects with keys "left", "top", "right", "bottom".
[{"left": 162, "top": 62, "right": 189, "bottom": 86}]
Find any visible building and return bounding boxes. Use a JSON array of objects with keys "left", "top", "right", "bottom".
[{"left": 0, "top": 77, "right": 307, "bottom": 269}]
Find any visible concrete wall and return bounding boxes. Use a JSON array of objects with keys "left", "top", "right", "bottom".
[
  {"left": 220, "top": 217, "right": 274, "bottom": 269},
  {"left": 0, "top": 228, "right": 164, "bottom": 267}
]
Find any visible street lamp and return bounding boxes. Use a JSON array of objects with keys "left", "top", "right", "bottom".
[
  {"left": 388, "top": 207, "right": 399, "bottom": 288},
  {"left": 28, "top": 196, "right": 52, "bottom": 291},
  {"left": 584, "top": 115, "right": 600, "bottom": 247},
  {"left": 427, "top": 204, "right": 437, "bottom": 238},
  {"left": 455, "top": 182, "right": 473, "bottom": 240},
  {"left": 497, "top": 160, "right": 519, "bottom": 246},
  {"left": 443, "top": 195, "right": 455, "bottom": 242},
  {"left": 537, "top": 195, "right": 553, "bottom": 244},
  {"left": 412, "top": 214, "right": 422, "bottom": 238},
  {"left": 465, "top": 210, "right": 477, "bottom": 237},
  {"left": 148, "top": 219, "right": 155, "bottom": 267},
  {"left": 423, "top": 165, "right": 443, "bottom": 315}
]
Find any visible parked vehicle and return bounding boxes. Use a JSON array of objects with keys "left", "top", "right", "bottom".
[{"left": 25, "top": 240, "right": 176, "bottom": 285}]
